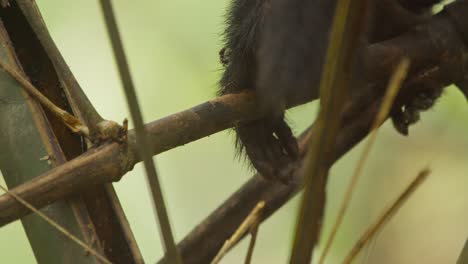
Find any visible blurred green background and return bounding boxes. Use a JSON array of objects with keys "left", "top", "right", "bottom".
[{"left": 1, "top": 0, "right": 468, "bottom": 263}]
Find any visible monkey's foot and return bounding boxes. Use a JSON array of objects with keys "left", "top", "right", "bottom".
[
  {"left": 391, "top": 105, "right": 420, "bottom": 135},
  {"left": 391, "top": 88, "right": 442, "bottom": 135},
  {"left": 237, "top": 118, "right": 299, "bottom": 184}
]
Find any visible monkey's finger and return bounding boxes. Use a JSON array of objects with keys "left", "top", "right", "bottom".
[{"left": 274, "top": 120, "right": 299, "bottom": 158}]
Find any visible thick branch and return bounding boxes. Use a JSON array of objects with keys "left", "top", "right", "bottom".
[{"left": 0, "top": 92, "right": 258, "bottom": 226}]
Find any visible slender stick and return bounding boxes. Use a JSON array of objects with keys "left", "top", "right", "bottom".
[
  {"left": 211, "top": 201, "right": 265, "bottom": 264},
  {"left": 318, "top": 58, "right": 410, "bottom": 264},
  {"left": 0, "top": 184, "right": 111, "bottom": 264},
  {"left": 343, "top": 168, "right": 430, "bottom": 263},
  {"left": 98, "top": 0, "right": 181, "bottom": 263},
  {"left": 0, "top": 60, "right": 89, "bottom": 137},
  {"left": 244, "top": 224, "right": 259, "bottom": 264},
  {"left": 16, "top": 0, "right": 105, "bottom": 131}
]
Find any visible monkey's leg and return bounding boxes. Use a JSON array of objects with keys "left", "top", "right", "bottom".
[{"left": 220, "top": 0, "right": 302, "bottom": 182}]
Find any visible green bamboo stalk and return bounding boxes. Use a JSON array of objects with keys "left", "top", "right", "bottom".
[
  {"left": 0, "top": 17, "right": 102, "bottom": 264},
  {"left": 13, "top": 1, "right": 144, "bottom": 262}
]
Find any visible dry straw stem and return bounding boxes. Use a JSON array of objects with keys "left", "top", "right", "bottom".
[
  {"left": 244, "top": 224, "right": 259, "bottom": 264},
  {"left": 0, "top": 60, "right": 90, "bottom": 137},
  {"left": 318, "top": 58, "right": 411, "bottom": 264},
  {"left": 343, "top": 168, "right": 431, "bottom": 263},
  {"left": 0, "top": 183, "right": 111, "bottom": 264},
  {"left": 290, "top": 0, "right": 370, "bottom": 262},
  {"left": 211, "top": 201, "right": 265, "bottom": 264}
]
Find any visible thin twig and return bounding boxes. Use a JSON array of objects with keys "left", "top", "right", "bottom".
[
  {"left": 211, "top": 201, "right": 266, "bottom": 264},
  {"left": 0, "top": 60, "right": 126, "bottom": 144},
  {"left": 0, "top": 60, "right": 89, "bottom": 137},
  {"left": 244, "top": 221, "right": 260, "bottom": 264},
  {"left": 318, "top": 58, "right": 411, "bottom": 264},
  {"left": 98, "top": 0, "right": 181, "bottom": 263},
  {"left": 0, "top": 184, "right": 111, "bottom": 264},
  {"left": 343, "top": 168, "right": 431, "bottom": 264}
]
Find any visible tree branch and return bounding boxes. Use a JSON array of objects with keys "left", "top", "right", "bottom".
[{"left": 0, "top": 92, "right": 257, "bottom": 226}]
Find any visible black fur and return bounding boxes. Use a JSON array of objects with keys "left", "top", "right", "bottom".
[{"left": 219, "top": 0, "right": 443, "bottom": 182}]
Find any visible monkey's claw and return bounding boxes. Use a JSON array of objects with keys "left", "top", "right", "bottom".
[
  {"left": 391, "top": 87, "right": 442, "bottom": 136},
  {"left": 237, "top": 118, "right": 299, "bottom": 184}
]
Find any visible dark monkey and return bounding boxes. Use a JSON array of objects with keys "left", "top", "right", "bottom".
[{"left": 219, "top": 0, "right": 442, "bottom": 182}]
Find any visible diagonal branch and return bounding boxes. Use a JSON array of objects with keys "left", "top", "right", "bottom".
[
  {"left": 0, "top": 60, "right": 90, "bottom": 136},
  {"left": 15, "top": 0, "right": 105, "bottom": 130}
]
